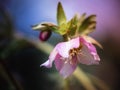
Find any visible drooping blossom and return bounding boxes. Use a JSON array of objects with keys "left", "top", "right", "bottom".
[{"left": 41, "top": 37, "right": 100, "bottom": 78}]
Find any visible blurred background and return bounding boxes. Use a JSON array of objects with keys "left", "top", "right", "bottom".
[{"left": 0, "top": 0, "right": 120, "bottom": 90}]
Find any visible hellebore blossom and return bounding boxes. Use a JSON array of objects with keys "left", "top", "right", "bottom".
[
  {"left": 32, "top": 2, "right": 101, "bottom": 78},
  {"left": 41, "top": 37, "right": 100, "bottom": 78}
]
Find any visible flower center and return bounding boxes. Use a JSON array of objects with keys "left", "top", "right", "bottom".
[
  {"left": 69, "top": 45, "right": 82, "bottom": 56},
  {"left": 68, "top": 45, "right": 83, "bottom": 64}
]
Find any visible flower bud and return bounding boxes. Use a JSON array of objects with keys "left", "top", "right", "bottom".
[{"left": 39, "top": 30, "right": 52, "bottom": 41}]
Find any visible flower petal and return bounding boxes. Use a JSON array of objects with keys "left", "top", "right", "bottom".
[
  {"left": 80, "top": 37, "right": 97, "bottom": 53},
  {"left": 54, "top": 54, "right": 78, "bottom": 78},
  {"left": 40, "top": 60, "right": 51, "bottom": 68},
  {"left": 83, "top": 36, "right": 103, "bottom": 49},
  {"left": 78, "top": 37, "right": 100, "bottom": 65},
  {"left": 59, "top": 60, "right": 77, "bottom": 78},
  {"left": 40, "top": 46, "right": 58, "bottom": 68},
  {"left": 56, "top": 37, "right": 80, "bottom": 58},
  {"left": 54, "top": 54, "right": 64, "bottom": 71}
]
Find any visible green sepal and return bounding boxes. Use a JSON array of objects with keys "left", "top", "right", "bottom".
[
  {"left": 31, "top": 23, "right": 48, "bottom": 31},
  {"left": 57, "top": 23, "right": 69, "bottom": 35},
  {"left": 31, "top": 2, "right": 97, "bottom": 38},
  {"left": 57, "top": 2, "right": 67, "bottom": 25},
  {"left": 31, "top": 23, "right": 58, "bottom": 32},
  {"left": 67, "top": 14, "right": 78, "bottom": 36},
  {"left": 78, "top": 15, "right": 96, "bottom": 35}
]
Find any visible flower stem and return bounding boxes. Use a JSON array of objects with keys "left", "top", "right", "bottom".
[
  {"left": 62, "top": 34, "right": 71, "bottom": 41},
  {"left": 87, "top": 73, "right": 110, "bottom": 90},
  {"left": 63, "top": 78, "right": 70, "bottom": 90},
  {"left": 73, "top": 67, "right": 96, "bottom": 90}
]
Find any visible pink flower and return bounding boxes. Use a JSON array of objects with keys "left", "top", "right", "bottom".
[{"left": 41, "top": 37, "right": 100, "bottom": 78}]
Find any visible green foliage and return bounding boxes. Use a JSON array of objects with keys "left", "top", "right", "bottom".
[
  {"left": 78, "top": 15, "right": 96, "bottom": 35},
  {"left": 31, "top": 23, "right": 58, "bottom": 31},
  {"left": 58, "top": 23, "right": 68, "bottom": 35},
  {"left": 57, "top": 2, "right": 67, "bottom": 25},
  {"left": 67, "top": 14, "right": 78, "bottom": 36},
  {"left": 31, "top": 2, "right": 97, "bottom": 38}
]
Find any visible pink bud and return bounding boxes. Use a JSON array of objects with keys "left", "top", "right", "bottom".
[{"left": 39, "top": 30, "right": 52, "bottom": 41}]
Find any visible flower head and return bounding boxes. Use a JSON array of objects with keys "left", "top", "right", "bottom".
[{"left": 41, "top": 37, "right": 100, "bottom": 78}]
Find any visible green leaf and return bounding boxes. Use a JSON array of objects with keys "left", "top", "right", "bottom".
[
  {"left": 78, "top": 15, "right": 96, "bottom": 35},
  {"left": 57, "top": 2, "right": 67, "bottom": 25}
]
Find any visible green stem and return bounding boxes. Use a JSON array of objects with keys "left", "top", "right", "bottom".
[
  {"left": 87, "top": 73, "right": 110, "bottom": 90},
  {"left": 73, "top": 67, "right": 96, "bottom": 90},
  {"left": 63, "top": 78, "right": 70, "bottom": 90},
  {"left": 62, "top": 34, "right": 71, "bottom": 41}
]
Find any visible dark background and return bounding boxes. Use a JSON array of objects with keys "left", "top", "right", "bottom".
[{"left": 0, "top": 0, "right": 120, "bottom": 90}]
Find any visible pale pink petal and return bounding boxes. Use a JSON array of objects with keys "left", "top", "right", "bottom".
[
  {"left": 59, "top": 60, "right": 77, "bottom": 78},
  {"left": 54, "top": 54, "right": 64, "bottom": 71},
  {"left": 49, "top": 46, "right": 58, "bottom": 61},
  {"left": 80, "top": 37, "right": 100, "bottom": 61},
  {"left": 40, "top": 46, "right": 58, "bottom": 68},
  {"left": 80, "top": 37, "right": 97, "bottom": 53},
  {"left": 78, "top": 37, "right": 100, "bottom": 65},
  {"left": 40, "top": 60, "right": 51, "bottom": 68},
  {"left": 56, "top": 37, "right": 80, "bottom": 58},
  {"left": 54, "top": 54, "right": 78, "bottom": 78},
  {"left": 78, "top": 46, "right": 99, "bottom": 65}
]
